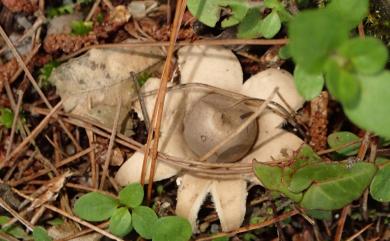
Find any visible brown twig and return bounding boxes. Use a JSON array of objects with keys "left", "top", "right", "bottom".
[
  {"left": 141, "top": 0, "right": 187, "bottom": 204},
  {"left": 333, "top": 205, "right": 350, "bottom": 241},
  {"left": 99, "top": 98, "right": 121, "bottom": 189},
  {"left": 345, "top": 223, "right": 373, "bottom": 241},
  {"left": 59, "top": 38, "right": 289, "bottom": 62},
  {"left": 4, "top": 91, "right": 23, "bottom": 162}
]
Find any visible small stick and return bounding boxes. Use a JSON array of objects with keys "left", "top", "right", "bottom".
[
  {"left": 345, "top": 223, "right": 373, "bottom": 241},
  {"left": 85, "top": 0, "right": 101, "bottom": 21},
  {"left": 86, "top": 128, "right": 98, "bottom": 188},
  {"left": 5, "top": 91, "right": 23, "bottom": 161},
  {"left": 131, "top": 72, "right": 150, "bottom": 130},
  {"left": 59, "top": 38, "right": 289, "bottom": 62},
  {"left": 333, "top": 205, "right": 350, "bottom": 241},
  {"left": 199, "top": 88, "right": 278, "bottom": 162},
  {"left": 99, "top": 97, "right": 121, "bottom": 190},
  {"left": 142, "top": 0, "right": 187, "bottom": 204}
]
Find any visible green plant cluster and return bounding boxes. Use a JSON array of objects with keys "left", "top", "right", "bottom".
[
  {"left": 73, "top": 183, "right": 192, "bottom": 241},
  {"left": 187, "top": 0, "right": 292, "bottom": 39},
  {"left": 254, "top": 132, "right": 390, "bottom": 218},
  {"left": 287, "top": 0, "right": 389, "bottom": 138},
  {"left": 46, "top": 0, "right": 93, "bottom": 18},
  {"left": 0, "top": 108, "right": 14, "bottom": 129}
]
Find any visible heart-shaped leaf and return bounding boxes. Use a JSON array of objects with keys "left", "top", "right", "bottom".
[
  {"left": 152, "top": 216, "right": 192, "bottom": 241},
  {"left": 119, "top": 183, "right": 144, "bottom": 208},
  {"left": 237, "top": 8, "right": 263, "bottom": 39},
  {"left": 109, "top": 207, "right": 132, "bottom": 238},
  {"left": 132, "top": 206, "right": 158, "bottom": 239}
]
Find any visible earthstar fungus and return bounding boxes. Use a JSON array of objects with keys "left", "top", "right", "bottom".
[{"left": 115, "top": 45, "right": 305, "bottom": 232}]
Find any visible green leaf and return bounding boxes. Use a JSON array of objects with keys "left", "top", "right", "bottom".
[
  {"left": 0, "top": 108, "right": 14, "bottom": 129},
  {"left": 221, "top": 2, "right": 250, "bottom": 28},
  {"left": 288, "top": 9, "right": 349, "bottom": 73},
  {"left": 119, "top": 183, "right": 144, "bottom": 208},
  {"left": 370, "top": 158, "right": 390, "bottom": 202},
  {"left": 32, "top": 226, "right": 52, "bottom": 241},
  {"left": 254, "top": 163, "right": 302, "bottom": 202},
  {"left": 132, "top": 206, "right": 158, "bottom": 239},
  {"left": 109, "top": 207, "right": 132, "bottom": 238},
  {"left": 338, "top": 37, "right": 388, "bottom": 75},
  {"left": 297, "top": 162, "right": 376, "bottom": 210},
  {"left": 343, "top": 71, "right": 390, "bottom": 138},
  {"left": 325, "top": 61, "right": 361, "bottom": 107},
  {"left": 187, "top": 0, "right": 248, "bottom": 28},
  {"left": 71, "top": 21, "right": 93, "bottom": 36},
  {"left": 0, "top": 216, "right": 9, "bottom": 225},
  {"left": 152, "top": 216, "right": 192, "bottom": 241},
  {"left": 74, "top": 192, "right": 118, "bottom": 222},
  {"left": 237, "top": 8, "right": 262, "bottom": 39},
  {"left": 327, "top": 0, "right": 369, "bottom": 29},
  {"left": 264, "top": 0, "right": 292, "bottom": 22},
  {"left": 327, "top": 131, "right": 360, "bottom": 156},
  {"left": 259, "top": 11, "right": 281, "bottom": 39},
  {"left": 46, "top": 4, "right": 74, "bottom": 18},
  {"left": 294, "top": 65, "right": 324, "bottom": 100},
  {"left": 3, "top": 225, "right": 30, "bottom": 240},
  {"left": 305, "top": 209, "right": 332, "bottom": 220}
]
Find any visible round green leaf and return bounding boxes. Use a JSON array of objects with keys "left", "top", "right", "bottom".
[
  {"left": 259, "top": 10, "right": 281, "bottom": 39},
  {"left": 74, "top": 192, "right": 118, "bottom": 222},
  {"left": 327, "top": 131, "right": 360, "bottom": 156},
  {"left": 152, "top": 216, "right": 192, "bottom": 241},
  {"left": 237, "top": 8, "right": 263, "bottom": 39},
  {"left": 343, "top": 71, "right": 390, "bottom": 138},
  {"left": 370, "top": 158, "right": 390, "bottom": 202},
  {"left": 33, "top": 226, "right": 52, "bottom": 241},
  {"left": 294, "top": 65, "right": 324, "bottom": 100},
  {"left": 338, "top": 37, "right": 388, "bottom": 75},
  {"left": 119, "top": 183, "right": 144, "bottom": 208},
  {"left": 132, "top": 206, "right": 158, "bottom": 239},
  {"left": 109, "top": 207, "right": 132, "bottom": 238}
]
